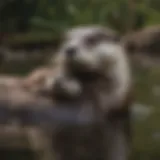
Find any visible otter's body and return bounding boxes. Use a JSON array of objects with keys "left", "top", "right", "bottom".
[{"left": 48, "top": 25, "right": 133, "bottom": 160}]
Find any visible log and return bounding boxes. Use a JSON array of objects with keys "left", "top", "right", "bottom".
[
  {"left": 0, "top": 74, "right": 96, "bottom": 154},
  {"left": 0, "top": 78, "right": 96, "bottom": 126}
]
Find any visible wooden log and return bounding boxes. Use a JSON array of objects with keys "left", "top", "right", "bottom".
[
  {"left": 0, "top": 73, "right": 96, "bottom": 160},
  {"left": 0, "top": 72, "right": 96, "bottom": 126}
]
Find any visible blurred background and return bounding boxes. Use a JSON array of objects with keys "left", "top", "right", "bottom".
[{"left": 0, "top": 0, "right": 160, "bottom": 160}]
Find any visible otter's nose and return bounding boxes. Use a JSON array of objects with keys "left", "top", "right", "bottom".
[{"left": 65, "top": 47, "right": 77, "bottom": 58}]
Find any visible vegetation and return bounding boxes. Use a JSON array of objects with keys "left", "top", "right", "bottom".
[{"left": 1, "top": 0, "right": 160, "bottom": 37}]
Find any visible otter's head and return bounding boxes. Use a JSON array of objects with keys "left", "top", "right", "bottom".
[
  {"left": 57, "top": 25, "right": 121, "bottom": 81},
  {"left": 52, "top": 26, "right": 131, "bottom": 104}
]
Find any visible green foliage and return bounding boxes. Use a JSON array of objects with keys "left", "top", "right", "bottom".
[
  {"left": 1, "top": 0, "right": 160, "bottom": 36},
  {"left": 30, "top": 0, "right": 160, "bottom": 34}
]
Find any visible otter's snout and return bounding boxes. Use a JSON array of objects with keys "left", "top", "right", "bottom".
[{"left": 65, "top": 46, "right": 77, "bottom": 58}]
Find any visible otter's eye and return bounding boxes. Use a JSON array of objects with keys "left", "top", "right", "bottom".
[
  {"left": 85, "top": 36, "right": 98, "bottom": 46},
  {"left": 85, "top": 33, "right": 109, "bottom": 46}
]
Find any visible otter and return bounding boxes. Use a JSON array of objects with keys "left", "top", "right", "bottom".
[{"left": 48, "top": 25, "right": 133, "bottom": 160}]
